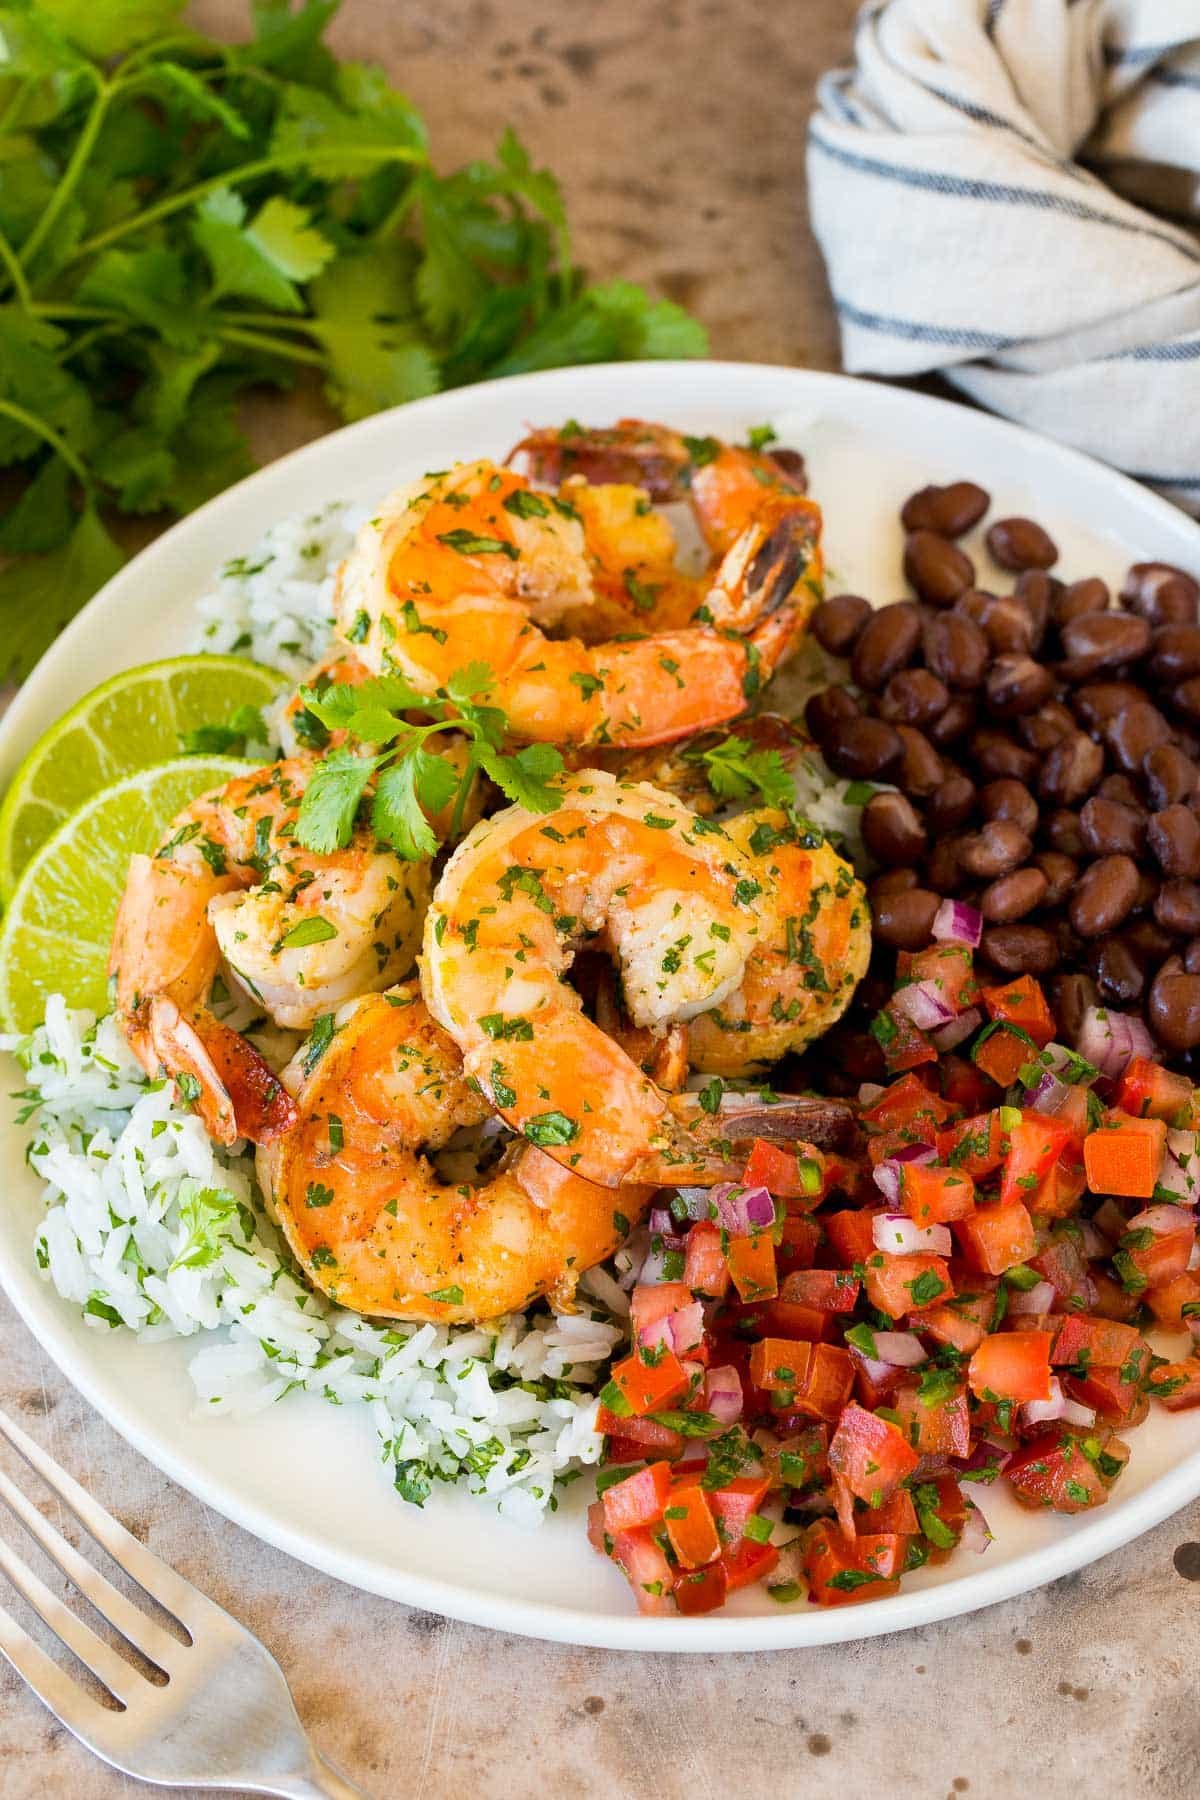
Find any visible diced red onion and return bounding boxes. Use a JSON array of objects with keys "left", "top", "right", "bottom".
[
  {"left": 933, "top": 898, "right": 982, "bottom": 948},
  {"left": 1162, "top": 1131, "right": 1200, "bottom": 1205},
  {"left": 648, "top": 1206, "right": 674, "bottom": 1236},
  {"left": 1025, "top": 1069, "right": 1071, "bottom": 1115},
  {"left": 872, "top": 1331, "right": 927, "bottom": 1367},
  {"left": 705, "top": 1364, "right": 744, "bottom": 1424},
  {"left": 615, "top": 1228, "right": 649, "bottom": 1288},
  {"left": 872, "top": 1214, "right": 953, "bottom": 1257},
  {"left": 873, "top": 1146, "right": 934, "bottom": 1207},
  {"left": 931, "top": 1006, "right": 982, "bottom": 1052},
  {"left": 960, "top": 1497, "right": 993, "bottom": 1554},
  {"left": 639, "top": 1301, "right": 705, "bottom": 1357},
  {"left": 955, "top": 1440, "right": 1011, "bottom": 1478},
  {"left": 1022, "top": 1377, "right": 1096, "bottom": 1429},
  {"left": 858, "top": 1082, "right": 885, "bottom": 1106},
  {"left": 711, "top": 1183, "right": 775, "bottom": 1235},
  {"left": 893, "top": 980, "right": 956, "bottom": 1031},
  {"left": 855, "top": 1355, "right": 895, "bottom": 1387},
  {"left": 1190, "top": 1240, "right": 1200, "bottom": 1273},
  {"left": 1076, "top": 1221, "right": 1109, "bottom": 1259},
  {"left": 638, "top": 1232, "right": 686, "bottom": 1285},
  {"left": 1128, "top": 1202, "right": 1193, "bottom": 1238},
  {"left": 1006, "top": 1279, "right": 1057, "bottom": 1315},
  {"left": 1075, "top": 1005, "right": 1154, "bottom": 1079}
]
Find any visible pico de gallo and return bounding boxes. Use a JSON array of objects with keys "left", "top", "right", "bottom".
[{"left": 587, "top": 900, "right": 1200, "bottom": 1617}]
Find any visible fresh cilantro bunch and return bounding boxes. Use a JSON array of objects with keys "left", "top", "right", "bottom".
[
  {"left": 295, "top": 661, "right": 564, "bottom": 859},
  {"left": 0, "top": 0, "right": 707, "bottom": 679},
  {"left": 692, "top": 735, "right": 798, "bottom": 811}
]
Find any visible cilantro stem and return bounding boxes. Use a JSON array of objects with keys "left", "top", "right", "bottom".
[
  {"left": 219, "top": 325, "right": 328, "bottom": 368},
  {"left": 0, "top": 229, "right": 31, "bottom": 310},
  {"left": 0, "top": 401, "right": 92, "bottom": 489},
  {"left": 19, "top": 82, "right": 112, "bottom": 273},
  {"left": 64, "top": 148, "right": 428, "bottom": 271}
]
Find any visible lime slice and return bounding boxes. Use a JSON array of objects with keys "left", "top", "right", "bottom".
[
  {"left": 0, "top": 654, "right": 285, "bottom": 901},
  {"left": 0, "top": 757, "right": 254, "bottom": 1033}
]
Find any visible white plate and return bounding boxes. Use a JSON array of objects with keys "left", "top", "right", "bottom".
[{"left": 3, "top": 362, "right": 1200, "bottom": 1653}]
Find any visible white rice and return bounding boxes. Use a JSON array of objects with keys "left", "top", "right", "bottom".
[{"left": 4, "top": 1000, "right": 621, "bottom": 1526}]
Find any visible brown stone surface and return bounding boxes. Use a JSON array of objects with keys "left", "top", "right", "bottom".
[{"left": 1, "top": 2, "right": 1197, "bottom": 1795}]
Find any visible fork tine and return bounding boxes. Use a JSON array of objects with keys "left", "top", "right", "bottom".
[
  {"left": 0, "top": 1593, "right": 116, "bottom": 1738},
  {"left": 0, "top": 1530, "right": 144, "bottom": 1705},
  {"left": 0, "top": 1406, "right": 214, "bottom": 1635},
  {"left": 0, "top": 1461, "right": 183, "bottom": 1671}
]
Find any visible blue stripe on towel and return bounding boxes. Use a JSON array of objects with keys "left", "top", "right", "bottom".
[
  {"left": 1125, "top": 471, "right": 1200, "bottom": 489},
  {"left": 1108, "top": 340, "right": 1200, "bottom": 363},
  {"left": 834, "top": 297, "right": 1017, "bottom": 351},
  {"left": 809, "top": 131, "right": 1200, "bottom": 265},
  {"left": 1103, "top": 42, "right": 1181, "bottom": 67},
  {"left": 1147, "top": 65, "right": 1200, "bottom": 90}
]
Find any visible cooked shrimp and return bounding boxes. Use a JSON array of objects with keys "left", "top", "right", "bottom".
[
  {"left": 257, "top": 986, "right": 655, "bottom": 1322},
  {"left": 421, "top": 769, "right": 852, "bottom": 1186},
  {"left": 334, "top": 450, "right": 822, "bottom": 748},
  {"left": 110, "top": 758, "right": 430, "bottom": 1145},
  {"left": 688, "top": 811, "right": 870, "bottom": 1077}
]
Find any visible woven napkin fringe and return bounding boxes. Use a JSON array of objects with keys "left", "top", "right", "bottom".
[{"left": 807, "top": 0, "right": 1200, "bottom": 510}]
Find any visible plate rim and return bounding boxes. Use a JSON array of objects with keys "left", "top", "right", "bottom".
[{"left": 3, "top": 358, "right": 1200, "bottom": 1652}]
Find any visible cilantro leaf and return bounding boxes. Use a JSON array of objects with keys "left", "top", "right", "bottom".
[
  {"left": 0, "top": 507, "right": 123, "bottom": 680},
  {"left": 38, "top": 0, "right": 184, "bottom": 57},
  {"left": 371, "top": 753, "right": 441, "bottom": 861},
  {"left": 696, "top": 736, "right": 796, "bottom": 809},
  {"left": 478, "top": 742, "right": 565, "bottom": 813},
  {"left": 295, "top": 748, "right": 378, "bottom": 854}
]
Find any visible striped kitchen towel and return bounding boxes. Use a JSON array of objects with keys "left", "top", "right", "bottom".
[{"left": 807, "top": 0, "right": 1200, "bottom": 509}]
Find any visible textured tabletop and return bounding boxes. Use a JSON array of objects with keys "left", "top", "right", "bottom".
[{"left": 2, "top": 3, "right": 1197, "bottom": 1796}]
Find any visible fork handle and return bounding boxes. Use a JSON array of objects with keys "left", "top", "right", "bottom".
[{"left": 263, "top": 1752, "right": 374, "bottom": 1799}]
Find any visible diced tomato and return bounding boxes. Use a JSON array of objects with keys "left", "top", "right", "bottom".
[
  {"left": 605, "top": 1348, "right": 690, "bottom": 1418},
  {"left": 968, "top": 1330, "right": 1053, "bottom": 1403},
  {"left": 743, "top": 1138, "right": 826, "bottom": 1207},
  {"left": 684, "top": 1221, "right": 730, "bottom": 1297},
  {"left": 1000, "top": 1111, "right": 1078, "bottom": 1210},
  {"left": 1090, "top": 1268, "right": 1142, "bottom": 1323},
  {"left": 1118, "top": 1208, "right": 1195, "bottom": 1291},
  {"left": 1050, "top": 1314, "right": 1141, "bottom": 1370},
  {"left": 857, "top": 1488, "right": 919, "bottom": 1537},
  {"left": 673, "top": 1560, "right": 729, "bottom": 1614},
  {"left": 1150, "top": 1356, "right": 1200, "bottom": 1411},
  {"left": 725, "top": 1232, "right": 778, "bottom": 1301},
  {"left": 938, "top": 1054, "right": 996, "bottom": 1115},
  {"left": 778, "top": 1212, "right": 822, "bottom": 1273},
  {"left": 935, "top": 1111, "right": 1007, "bottom": 1179},
  {"left": 828, "top": 1402, "right": 920, "bottom": 1504},
  {"left": 877, "top": 1005, "right": 938, "bottom": 1072},
  {"left": 901, "top": 1162, "right": 976, "bottom": 1225},
  {"left": 751, "top": 1299, "right": 829, "bottom": 1342},
  {"left": 804, "top": 1521, "right": 904, "bottom": 1606},
  {"left": 1063, "top": 1365, "right": 1149, "bottom": 1431},
  {"left": 761, "top": 1427, "right": 828, "bottom": 1492},
  {"left": 779, "top": 1268, "right": 861, "bottom": 1313},
  {"left": 904, "top": 943, "right": 979, "bottom": 1014},
  {"left": 921, "top": 1286, "right": 996, "bottom": 1355},
  {"left": 599, "top": 1412, "right": 685, "bottom": 1454},
  {"left": 607, "top": 1525, "right": 675, "bottom": 1614},
  {"left": 892, "top": 1375, "right": 971, "bottom": 1457},
  {"left": 722, "top": 1537, "right": 780, "bottom": 1592},
  {"left": 1115, "top": 1057, "right": 1193, "bottom": 1123},
  {"left": 629, "top": 1282, "right": 694, "bottom": 1335},
  {"left": 1035, "top": 1158, "right": 1087, "bottom": 1220},
  {"left": 1006, "top": 1427, "right": 1129, "bottom": 1513},
  {"left": 1031, "top": 1231, "right": 1094, "bottom": 1306},
  {"left": 663, "top": 1483, "right": 721, "bottom": 1569},
  {"left": 1083, "top": 1111, "right": 1167, "bottom": 1199},
  {"left": 915, "top": 1471, "right": 969, "bottom": 1551},
  {"left": 602, "top": 1461, "right": 673, "bottom": 1532},
  {"left": 849, "top": 1350, "right": 908, "bottom": 1410},
  {"left": 981, "top": 975, "right": 1055, "bottom": 1048},
  {"left": 973, "top": 1023, "right": 1036, "bottom": 1087},
  {"left": 750, "top": 1338, "right": 816, "bottom": 1394},
  {"left": 707, "top": 1475, "right": 771, "bottom": 1548},
  {"left": 860, "top": 1072, "right": 953, "bottom": 1133},
  {"left": 749, "top": 1338, "right": 855, "bottom": 1423},
  {"left": 1146, "top": 1271, "right": 1200, "bottom": 1330},
  {"left": 955, "top": 1199, "right": 1037, "bottom": 1276},
  {"left": 822, "top": 1208, "right": 879, "bottom": 1268},
  {"left": 864, "top": 1252, "right": 953, "bottom": 1319}
]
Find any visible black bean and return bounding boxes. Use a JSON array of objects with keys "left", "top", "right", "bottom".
[
  {"left": 1013, "top": 571, "right": 1055, "bottom": 651},
  {"left": 870, "top": 867, "right": 919, "bottom": 898},
  {"left": 1101, "top": 700, "right": 1171, "bottom": 775},
  {"left": 1079, "top": 795, "right": 1146, "bottom": 858},
  {"left": 1070, "top": 681, "right": 1146, "bottom": 729},
  {"left": 925, "top": 771, "right": 976, "bottom": 832},
  {"left": 957, "top": 819, "right": 1032, "bottom": 878},
  {"left": 1053, "top": 971, "right": 1099, "bottom": 1041},
  {"left": 878, "top": 667, "right": 950, "bottom": 727},
  {"left": 958, "top": 590, "right": 1034, "bottom": 655},
  {"left": 1097, "top": 772, "right": 1142, "bottom": 808},
  {"left": 969, "top": 728, "right": 1040, "bottom": 783},
  {"left": 981, "top": 924, "right": 1059, "bottom": 975},
  {"left": 904, "top": 531, "right": 975, "bottom": 606},
  {"left": 805, "top": 685, "right": 860, "bottom": 745},
  {"left": 987, "top": 517, "right": 1058, "bottom": 572},
  {"left": 980, "top": 866, "right": 1048, "bottom": 923},
  {"left": 985, "top": 654, "right": 1055, "bottom": 718},
  {"left": 1040, "top": 731, "right": 1104, "bottom": 806},
  {"left": 871, "top": 887, "right": 941, "bottom": 950},
  {"left": 894, "top": 725, "right": 944, "bottom": 797},
  {"left": 1155, "top": 879, "right": 1200, "bottom": 937},
  {"left": 1145, "top": 745, "right": 1198, "bottom": 810},
  {"left": 1148, "top": 624, "right": 1200, "bottom": 684},
  {"left": 1149, "top": 957, "right": 1200, "bottom": 1051},
  {"left": 900, "top": 481, "right": 989, "bottom": 538},
  {"left": 1125, "top": 918, "right": 1176, "bottom": 963},
  {"left": 1186, "top": 939, "right": 1200, "bottom": 975},
  {"left": 1175, "top": 677, "right": 1200, "bottom": 722},
  {"left": 1147, "top": 804, "right": 1200, "bottom": 878},
  {"left": 925, "top": 835, "right": 967, "bottom": 895},
  {"left": 823, "top": 716, "right": 904, "bottom": 781},
  {"left": 1069, "top": 854, "right": 1139, "bottom": 937},
  {"left": 927, "top": 693, "right": 977, "bottom": 745},
  {"left": 1053, "top": 577, "right": 1109, "bottom": 630},
  {"left": 862, "top": 791, "right": 927, "bottom": 866},
  {"left": 851, "top": 602, "right": 922, "bottom": 691},
  {"left": 979, "top": 778, "right": 1038, "bottom": 836},
  {"left": 923, "top": 612, "right": 988, "bottom": 689},
  {"left": 812, "top": 594, "right": 872, "bottom": 656},
  {"left": 1034, "top": 851, "right": 1078, "bottom": 908},
  {"left": 1019, "top": 700, "right": 1075, "bottom": 753},
  {"left": 1095, "top": 937, "right": 1146, "bottom": 1005},
  {"left": 1044, "top": 809, "right": 1084, "bottom": 856},
  {"left": 1121, "top": 562, "right": 1200, "bottom": 626},
  {"left": 768, "top": 448, "right": 808, "bottom": 487},
  {"left": 1060, "top": 612, "right": 1152, "bottom": 678}
]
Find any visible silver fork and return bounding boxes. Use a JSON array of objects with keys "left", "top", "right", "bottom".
[{"left": 0, "top": 1403, "right": 373, "bottom": 1797}]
